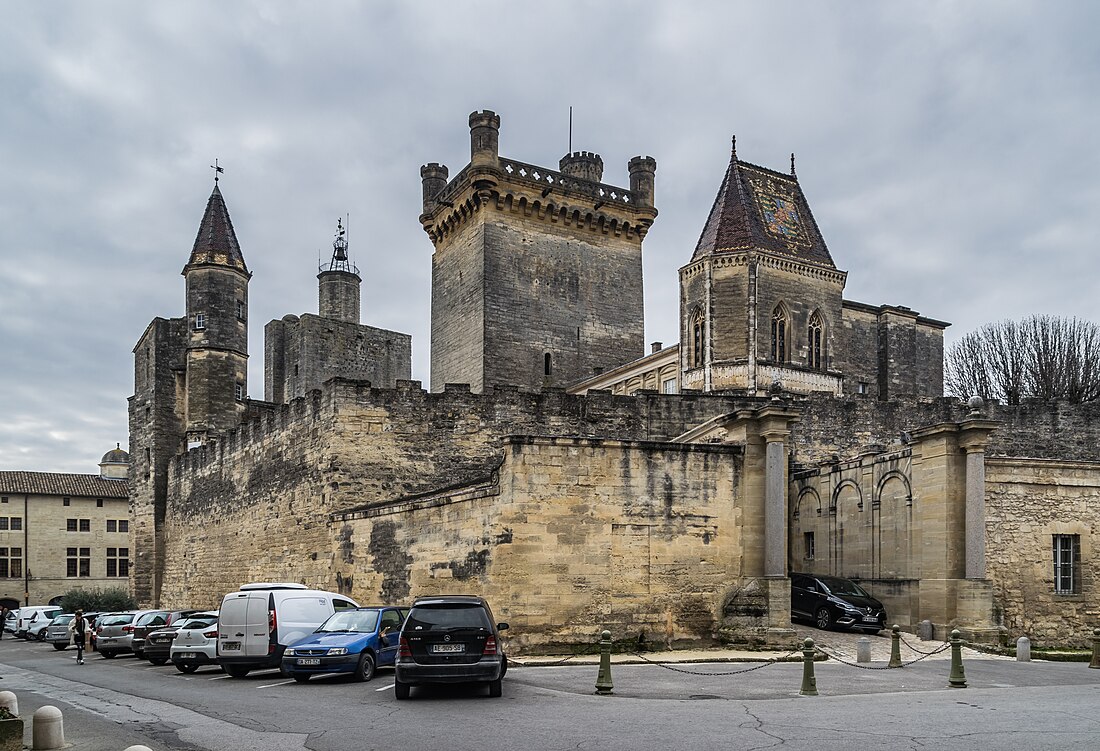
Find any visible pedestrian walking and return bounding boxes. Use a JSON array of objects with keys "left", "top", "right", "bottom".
[{"left": 69, "top": 609, "right": 87, "bottom": 664}]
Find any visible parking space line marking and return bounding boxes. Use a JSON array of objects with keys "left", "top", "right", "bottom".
[
  {"left": 257, "top": 680, "right": 294, "bottom": 689},
  {"left": 208, "top": 675, "right": 230, "bottom": 680},
  {"left": 375, "top": 683, "right": 394, "bottom": 692}
]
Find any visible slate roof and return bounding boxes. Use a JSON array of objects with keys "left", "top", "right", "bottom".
[
  {"left": 692, "top": 145, "right": 834, "bottom": 268},
  {"left": 0, "top": 472, "right": 129, "bottom": 499},
  {"left": 184, "top": 185, "right": 249, "bottom": 274}
]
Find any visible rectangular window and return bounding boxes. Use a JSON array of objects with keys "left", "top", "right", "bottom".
[
  {"left": 96, "top": 499, "right": 103, "bottom": 508},
  {"left": 237, "top": 300, "right": 245, "bottom": 321},
  {"left": 63, "top": 497, "right": 70, "bottom": 507},
  {"left": 1053, "top": 534, "right": 1081, "bottom": 594},
  {"left": 858, "top": 382, "right": 869, "bottom": 395},
  {"left": 68, "top": 547, "right": 90, "bottom": 578},
  {"left": 107, "top": 547, "right": 129, "bottom": 577},
  {"left": 66, "top": 519, "right": 77, "bottom": 532},
  {"left": 235, "top": 383, "right": 244, "bottom": 401},
  {"left": 0, "top": 547, "right": 22, "bottom": 579},
  {"left": 804, "top": 531, "right": 815, "bottom": 560},
  {"left": 194, "top": 313, "right": 205, "bottom": 330},
  {"left": 107, "top": 520, "right": 117, "bottom": 533},
  {"left": 79, "top": 519, "right": 90, "bottom": 532},
  {"left": 661, "top": 378, "right": 677, "bottom": 394},
  {"left": 1, "top": 497, "right": 6, "bottom": 504},
  {"left": 9, "top": 518, "right": 19, "bottom": 531},
  {"left": 119, "top": 520, "right": 129, "bottom": 533},
  {"left": 0, "top": 519, "right": 7, "bottom": 531}
]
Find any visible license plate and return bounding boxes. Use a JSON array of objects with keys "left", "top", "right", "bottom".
[
  {"left": 177, "top": 652, "right": 196, "bottom": 659},
  {"left": 222, "top": 642, "right": 240, "bottom": 650},
  {"left": 862, "top": 616, "right": 879, "bottom": 622},
  {"left": 431, "top": 643, "right": 464, "bottom": 654},
  {"left": 296, "top": 658, "right": 321, "bottom": 666}
]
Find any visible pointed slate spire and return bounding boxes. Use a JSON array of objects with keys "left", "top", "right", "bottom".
[
  {"left": 691, "top": 142, "right": 834, "bottom": 268},
  {"left": 183, "top": 185, "right": 249, "bottom": 275}
]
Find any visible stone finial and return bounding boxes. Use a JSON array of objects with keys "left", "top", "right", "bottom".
[{"left": 967, "top": 395, "right": 984, "bottom": 417}]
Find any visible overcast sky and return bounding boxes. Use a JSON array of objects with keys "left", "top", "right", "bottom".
[{"left": 2, "top": 1, "right": 1098, "bottom": 473}]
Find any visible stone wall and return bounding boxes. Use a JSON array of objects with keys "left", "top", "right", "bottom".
[
  {"left": 430, "top": 221, "right": 486, "bottom": 392},
  {"left": 335, "top": 436, "right": 744, "bottom": 650},
  {"left": 985, "top": 458, "right": 1099, "bottom": 646}
]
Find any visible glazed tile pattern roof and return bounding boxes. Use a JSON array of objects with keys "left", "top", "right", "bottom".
[
  {"left": 692, "top": 150, "right": 834, "bottom": 268},
  {"left": 0, "top": 472, "right": 129, "bottom": 499},
  {"left": 185, "top": 185, "right": 249, "bottom": 274}
]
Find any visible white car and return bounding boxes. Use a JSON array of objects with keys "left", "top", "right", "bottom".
[
  {"left": 170, "top": 612, "right": 220, "bottom": 674},
  {"left": 16, "top": 606, "right": 60, "bottom": 639},
  {"left": 4, "top": 610, "right": 17, "bottom": 634}
]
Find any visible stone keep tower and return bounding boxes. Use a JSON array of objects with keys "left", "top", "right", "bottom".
[
  {"left": 422, "top": 110, "right": 658, "bottom": 392},
  {"left": 129, "top": 182, "right": 249, "bottom": 605}
]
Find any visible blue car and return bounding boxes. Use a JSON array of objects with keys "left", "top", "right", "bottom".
[{"left": 282, "top": 606, "right": 409, "bottom": 683}]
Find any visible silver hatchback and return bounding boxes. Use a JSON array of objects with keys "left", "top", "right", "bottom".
[
  {"left": 95, "top": 612, "right": 138, "bottom": 658},
  {"left": 46, "top": 613, "right": 75, "bottom": 650}
]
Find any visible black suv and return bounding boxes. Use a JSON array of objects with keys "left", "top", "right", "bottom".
[
  {"left": 790, "top": 573, "right": 887, "bottom": 633},
  {"left": 394, "top": 595, "right": 509, "bottom": 699}
]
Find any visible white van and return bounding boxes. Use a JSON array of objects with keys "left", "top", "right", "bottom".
[
  {"left": 16, "top": 606, "right": 61, "bottom": 639},
  {"left": 216, "top": 583, "right": 358, "bottom": 677}
]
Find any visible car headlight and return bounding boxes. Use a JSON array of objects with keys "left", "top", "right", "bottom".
[
  {"left": 327, "top": 647, "right": 348, "bottom": 656},
  {"left": 284, "top": 648, "right": 296, "bottom": 656}
]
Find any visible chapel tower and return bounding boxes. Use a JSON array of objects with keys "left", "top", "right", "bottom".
[{"left": 421, "top": 110, "right": 658, "bottom": 392}]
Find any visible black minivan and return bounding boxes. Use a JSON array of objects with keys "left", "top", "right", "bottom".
[
  {"left": 790, "top": 573, "right": 887, "bottom": 633},
  {"left": 394, "top": 595, "right": 509, "bottom": 699}
]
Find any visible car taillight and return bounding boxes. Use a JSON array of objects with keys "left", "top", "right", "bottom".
[
  {"left": 122, "top": 625, "right": 134, "bottom": 633},
  {"left": 96, "top": 626, "right": 103, "bottom": 635},
  {"left": 204, "top": 629, "right": 217, "bottom": 638},
  {"left": 482, "top": 636, "right": 498, "bottom": 656},
  {"left": 269, "top": 609, "right": 276, "bottom": 634},
  {"left": 398, "top": 636, "right": 411, "bottom": 658}
]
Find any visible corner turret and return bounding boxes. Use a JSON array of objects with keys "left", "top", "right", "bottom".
[
  {"left": 469, "top": 110, "right": 501, "bottom": 169},
  {"left": 420, "top": 163, "right": 449, "bottom": 216},
  {"left": 559, "top": 151, "right": 604, "bottom": 183},
  {"left": 628, "top": 156, "right": 657, "bottom": 211}
]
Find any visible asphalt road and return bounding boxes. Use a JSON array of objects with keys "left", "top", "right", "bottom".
[{"left": 0, "top": 634, "right": 1098, "bottom": 751}]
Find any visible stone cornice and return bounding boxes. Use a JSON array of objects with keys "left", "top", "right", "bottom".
[{"left": 679, "top": 250, "right": 847, "bottom": 286}]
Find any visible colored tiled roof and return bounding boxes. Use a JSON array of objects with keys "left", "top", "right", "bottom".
[
  {"left": 692, "top": 146, "right": 834, "bottom": 268},
  {"left": 184, "top": 185, "right": 249, "bottom": 274},
  {"left": 0, "top": 472, "right": 129, "bottom": 499}
]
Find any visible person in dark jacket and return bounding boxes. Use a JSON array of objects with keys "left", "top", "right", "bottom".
[{"left": 68, "top": 610, "right": 87, "bottom": 665}]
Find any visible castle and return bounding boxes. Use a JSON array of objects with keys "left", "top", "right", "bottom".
[{"left": 129, "top": 111, "right": 1099, "bottom": 649}]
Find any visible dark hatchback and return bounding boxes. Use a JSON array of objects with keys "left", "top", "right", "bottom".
[
  {"left": 394, "top": 595, "right": 508, "bottom": 699},
  {"left": 133, "top": 610, "right": 202, "bottom": 659},
  {"left": 791, "top": 573, "right": 887, "bottom": 633}
]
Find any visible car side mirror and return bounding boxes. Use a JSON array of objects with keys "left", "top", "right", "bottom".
[{"left": 497, "top": 622, "right": 509, "bottom": 632}]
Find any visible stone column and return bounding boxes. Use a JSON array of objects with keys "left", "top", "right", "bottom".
[
  {"left": 763, "top": 429, "right": 789, "bottom": 578},
  {"left": 963, "top": 445, "right": 986, "bottom": 579}
]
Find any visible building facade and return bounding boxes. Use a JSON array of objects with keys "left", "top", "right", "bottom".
[{"left": 0, "top": 447, "right": 131, "bottom": 608}]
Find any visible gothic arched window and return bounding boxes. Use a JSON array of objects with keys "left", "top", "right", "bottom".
[
  {"left": 771, "top": 305, "right": 788, "bottom": 362},
  {"left": 808, "top": 311, "right": 824, "bottom": 369},
  {"left": 690, "top": 309, "right": 705, "bottom": 368}
]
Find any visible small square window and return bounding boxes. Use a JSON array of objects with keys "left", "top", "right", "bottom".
[
  {"left": 67, "top": 547, "right": 77, "bottom": 557},
  {"left": 120, "top": 547, "right": 129, "bottom": 557},
  {"left": 0, "top": 497, "right": 7, "bottom": 504},
  {"left": 195, "top": 313, "right": 206, "bottom": 330},
  {"left": 9, "top": 518, "right": 20, "bottom": 531},
  {"left": 107, "top": 547, "right": 116, "bottom": 556},
  {"left": 79, "top": 519, "right": 90, "bottom": 532},
  {"left": 857, "top": 382, "right": 869, "bottom": 395},
  {"left": 96, "top": 499, "right": 103, "bottom": 508},
  {"left": 119, "top": 520, "right": 129, "bottom": 533},
  {"left": 63, "top": 497, "right": 70, "bottom": 507},
  {"left": 79, "top": 547, "right": 90, "bottom": 556},
  {"left": 66, "top": 519, "right": 77, "bottom": 532},
  {"left": 0, "top": 519, "right": 7, "bottom": 531},
  {"left": 107, "top": 520, "right": 117, "bottom": 533}
]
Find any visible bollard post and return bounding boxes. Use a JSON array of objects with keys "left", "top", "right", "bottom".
[
  {"left": 1016, "top": 636, "right": 1031, "bottom": 662},
  {"left": 1090, "top": 629, "right": 1100, "bottom": 670},
  {"left": 799, "top": 637, "right": 818, "bottom": 696},
  {"left": 0, "top": 690, "right": 17, "bottom": 716},
  {"left": 32, "top": 705, "right": 64, "bottom": 750},
  {"left": 948, "top": 629, "right": 967, "bottom": 688},
  {"left": 856, "top": 637, "right": 871, "bottom": 663},
  {"left": 595, "top": 629, "right": 614, "bottom": 695},
  {"left": 888, "top": 625, "right": 902, "bottom": 668},
  {"left": 918, "top": 619, "right": 934, "bottom": 641},
  {"left": 123, "top": 746, "right": 155, "bottom": 751}
]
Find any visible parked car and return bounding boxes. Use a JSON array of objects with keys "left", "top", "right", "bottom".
[
  {"left": 83, "top": 612, "right": 103, "bottom": 651},
  {"left": 45, "top": 613, "right": 75, "bottom": 649},
  {"left": 16, "top": 606, "right": 61, "bottom": 639},
  {"left": 790, "top": 573, "right": 887, "bottom": 633},
  {"left": 282, "top": 606, "right": 409, "bottom": 683},
  {"left": 170, "top": 612, "right": 220, "bottom": 673},
  {"left": 132, "top": 609, "right": 202, "bottom": 659},
  {"left": 4, "top": 610, "right": 18, "bottom": 634},
  {"left": 95, "top": 612, "right": 139, "bottom": 658},
  {"left": 217, "top": 583, "right": 359, "bottom": 678},
  {"left": 394, "top": 595, "right": 509, "bottom": 699}
]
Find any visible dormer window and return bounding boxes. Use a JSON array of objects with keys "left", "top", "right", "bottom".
[{"left": 194, "top": 313, "right": 206, "bottom": 330}]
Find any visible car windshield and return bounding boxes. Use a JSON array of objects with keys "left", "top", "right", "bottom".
[
  {"left": 51, "top": 615, "right": 74, "bottom": 625},
  {"left": 178, "top": 618, "right": 216, "bottom": 630},
  {"left": 99, "top": 614, "right": 135, "bottom": 626},
  {"left": 316, "top": 610, "right": 379, "bottom": 633},
  {"left": 137, "top": 612, "right": 166, "bottom": 625},
  {"left": 822, "top": 578, "right": 869, "bottom": 597},
  {"left": 405, "top": 604, "right": 491, "bottom": 631}
]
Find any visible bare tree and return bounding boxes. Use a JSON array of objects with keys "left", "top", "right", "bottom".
[{"left": 946, "top": 315, "right": 1100, "bottom": 404}]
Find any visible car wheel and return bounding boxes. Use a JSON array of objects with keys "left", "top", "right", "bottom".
[
  {"left": 101, "top": 650, "right": 117, "bottom": 659},
  {"left": 814, "top": 608, "right": 832, "bottom": 630},
  {"left": 291, "top": 673, "right": 310, "bottom": 683},
  {"left": 149, "top": 657, "right": 168, "bottom": 666},
  {"left": 224, "top": 664, "right": 250, "bottom": 678},
  {"left": 394, "top": 678, "right": 410, "bottom": 700},
  {"left": 176, "top": 662, "right": 198, "bottom": 674},
  {"left": 354, "top": 652, "right": 376, "bottom": 682},
  {"left": 36, "top": 631, "right": 46, "bottom": 641},
  {"left": 488, "top": 678, "right": 502, "bottom": 698},
  {"left": 52, "top": 643, "right": 66, "bottom": 651},
  {"left": 134, "top": 650, "right": 144, "bottom": 659}
]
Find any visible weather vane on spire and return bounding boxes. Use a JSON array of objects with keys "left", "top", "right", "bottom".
[{"left": 210, "top": 158, "right": 225, "bottom": 184}]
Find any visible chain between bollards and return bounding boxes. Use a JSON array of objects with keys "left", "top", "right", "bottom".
[
  {"left": 888, "top": 625, "right": 902, "bottom": 668},
  {"left": 595, "top": 629, "right": 614, "bottom": 695},
  {"left": 948, "top": 628, "right": 967, "bottom": 688},
  {"left": 1090, "top": 628, "right": 1100, "bottom": 670},
  {"left": 799, "top": 637, "right": 818, "bottom": 696}
]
